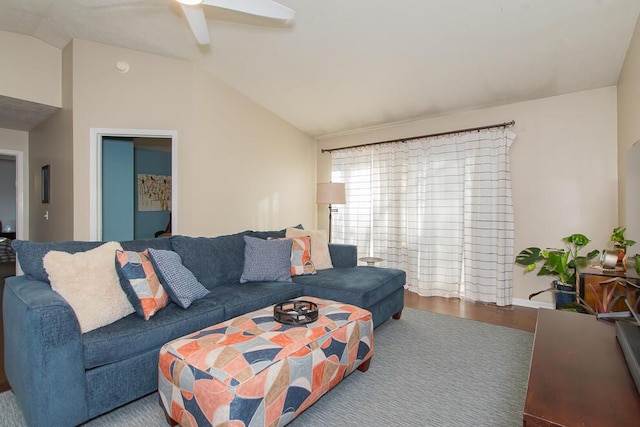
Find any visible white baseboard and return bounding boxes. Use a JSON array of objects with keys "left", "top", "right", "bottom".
[{"left": 512, "top": 298, "right": 553, "bottom": 310}]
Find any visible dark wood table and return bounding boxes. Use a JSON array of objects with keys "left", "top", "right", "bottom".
[{"left": 523, "top": 309, "right": 640, "bottom": 426}]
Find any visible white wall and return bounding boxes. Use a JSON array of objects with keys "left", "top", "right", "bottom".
[{"left": 317, "top": 87, "right": 618, "bottom": 304}]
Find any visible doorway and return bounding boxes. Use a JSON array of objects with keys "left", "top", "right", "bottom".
[
  {"left": 0, "top": 149, "right": 23, "bottom": 392},
  {"left": 102, "top": 137, "right": 172, "bottom": 241},
  {"left": 0, "top": 155, "right": 17, "bottom": 237},
  {"left": 0, "top": 149, "right": 24, "bottom": 241},
  {"left": 90, "top": 128, "right": 178, "bottom": 241}
]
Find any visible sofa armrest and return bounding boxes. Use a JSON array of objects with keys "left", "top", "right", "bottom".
[
  {"left": 328, "top": 243, "right": 357, "bottom": 268},
  {"left": 3, "top": 276, "right": 88, "bottom": 427}
]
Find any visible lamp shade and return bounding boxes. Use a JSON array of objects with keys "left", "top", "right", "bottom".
[{"left": 316, "top": 183, "right": 346, "bottom": 205}]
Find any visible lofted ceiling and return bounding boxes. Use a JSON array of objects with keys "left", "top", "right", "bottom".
[{"left": 0, "top": 0, "right": 639, "bottom": 137}]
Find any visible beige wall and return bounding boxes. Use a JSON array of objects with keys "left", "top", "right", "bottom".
[
  {"left": 29, "top": 43, "right": 74, "bottom": 242},
  {"left": 618, "top": 15, "right": 640, "bottom": 228},
  {"left": 188, "top": 67, "right": 316, "bottom": 236},
  {"left": 0, "top": 36, "right": 315, "bottom": 241},
  {"left": 70, "top": 39, "right": 194, "bottom": 239},
  {"left": 0, "top": 128, "right": 29, "bottom": 240},
  {"left": 317, "top": 87, "right": 618, "bottom": 305},
  {"left": 70, "top": 39, "right": 315, "bottom": 240},
  {"left": 0, "top": 30, "right": 60, "bottom": 107}
]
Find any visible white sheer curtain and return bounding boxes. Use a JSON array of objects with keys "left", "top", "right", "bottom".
[{"left": 331, "top": 127, "right": 516, "bottom": 306}]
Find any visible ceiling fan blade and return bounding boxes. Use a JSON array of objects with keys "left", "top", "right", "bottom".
[
  {"left": 180, "top": 4, "right": 211, "bottom": 45},
  {"left": 201, "top": 0, "right": 295, "bottom": 22}
]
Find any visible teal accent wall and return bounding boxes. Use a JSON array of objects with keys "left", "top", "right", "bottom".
[
  {"left": 134, "top": 148, "right": 171, "bottom": 239},
  {"left": 102, "top": 138, "right": 134, "bottom": 241}
]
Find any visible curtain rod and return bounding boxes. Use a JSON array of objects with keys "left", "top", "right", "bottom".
[{"left": 321, "top": 120, "right": 515, "bottom": 153}]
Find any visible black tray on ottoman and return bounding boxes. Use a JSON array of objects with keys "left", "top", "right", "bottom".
[{"left": 274, "top": 300, "right": 318, "bottom": 325}]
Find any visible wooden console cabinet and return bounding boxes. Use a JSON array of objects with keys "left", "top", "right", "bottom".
[
  {"left": 523, "top": 309, "right": 640, "bottom": 426},
  {"left": 578, "top": 266, "right": 639, "bottom": 312}
]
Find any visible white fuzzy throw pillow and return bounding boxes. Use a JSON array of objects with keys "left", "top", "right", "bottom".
[
  {"left": 44, "top": 241, "right": 134, "bottom": 333},
  {"left": 286, "top": 228, "right": 333, "bottom": 270}
]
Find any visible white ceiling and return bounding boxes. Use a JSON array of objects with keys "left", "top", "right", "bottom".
[{"left": 1, "top": 0, "right": 639, "bottom": 137}]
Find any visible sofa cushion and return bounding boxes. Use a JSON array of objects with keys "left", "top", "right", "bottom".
[
  {"left": 292, "top": 266, "right": 406, "bottom": 308},
  {"left": 43, "top": 242, "right": 135, "bottom": 333},
  {"left": 14, "top": 240, "right": 102, "bottom": 282},
  {"left": 274, "top": 236, "right": 316, "bottom": 276},
  {"left": 170, "top": 230, "right": 300, "bottom": 290},
  {"left": 328, "top": 243, "right": 358, "bottom": 268},
  {"left": 121, "top": 238, "right": 173, "bottom": 252},
  {"left": 115, "top": 249, "right": 169, "bottom": 320},
  {"left": 240, "top": 236, "right": 293, "bottom": 283},
  {"left": 245, "top": 230, "right": 287, "bottom": 240},
  {"left": 148, "top": 249, "right": 209, "bottom": 309},
  {"left": 170, "top": 233, "right": 248, "bottom": 289},
  {"left": 286, "top": 228, "right": 333, "bottom": 270},
  {"left": 82, "top": 295, "right": 225, "bottom": 369},
  {"left": 13, "top": 238, "right": 173, "bottom": 283},
  {"left": 244, "top": 224, "right": 303, "bottom": 240},
  {"left": 209, "top": 282, "right": 304, "bottom": 319}
]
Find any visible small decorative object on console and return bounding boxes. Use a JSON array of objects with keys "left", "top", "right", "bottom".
[
  {"left": 600, "top": 249, "right": 620, "bottom": 270},
  {"left": 274, "top": 300, "right": 318, "bottom": 324}
]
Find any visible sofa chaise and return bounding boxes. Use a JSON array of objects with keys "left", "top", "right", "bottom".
[{"left": 3, "top": 228, "right": 406, "bottom": 427}]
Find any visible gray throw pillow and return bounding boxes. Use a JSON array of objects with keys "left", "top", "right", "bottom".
[
  {"left": 240, "top": 236, "right": 293, "bottom": 283},
  {"left": 147, "top": 248, "right": 209, "bottom": 309}
]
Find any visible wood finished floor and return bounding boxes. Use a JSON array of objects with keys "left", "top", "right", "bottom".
[
  {"left": 0, "top": 284, "right": 538, "bottom": 393},
  {"left": 403, "top": 289, "right": 538, "bottom": 333}
]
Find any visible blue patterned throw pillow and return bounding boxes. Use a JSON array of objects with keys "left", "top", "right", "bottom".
[
  {"left": 147, "top": 248, "right": 209, "bottom": 309},
  {"left": 240, "top": 236, "right": 293, "bottom": 283}
]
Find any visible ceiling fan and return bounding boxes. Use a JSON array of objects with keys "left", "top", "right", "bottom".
[{"left": 176, "top": 0, "right": 295, "bottom": 45}]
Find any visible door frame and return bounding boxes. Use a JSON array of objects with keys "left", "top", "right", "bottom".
[
  {"left": 0, "top": 149, "right": 25, "bottom": 240},
  {"left": 89, "top": 128, "right": 178, "bottom": 241}
]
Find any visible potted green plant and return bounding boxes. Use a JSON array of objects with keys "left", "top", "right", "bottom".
[
  {"left": 515, "top": 234, "right": 599, "bottom": 309},
  {"left": 610, "top": 226, "right": 635, "bottom": 260}
]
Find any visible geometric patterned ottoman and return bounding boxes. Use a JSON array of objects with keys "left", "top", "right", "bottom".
[{"left": 158, "top": 297, "right": 374, "bottom": 427}]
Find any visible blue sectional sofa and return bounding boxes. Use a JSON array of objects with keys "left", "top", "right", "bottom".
[{"left": 3, "top": 229, "right": 405, "bottom": 427}]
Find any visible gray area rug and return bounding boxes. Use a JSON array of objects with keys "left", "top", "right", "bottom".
[{"left": 0, "top": 308, "right": 533, "bottom": 426}]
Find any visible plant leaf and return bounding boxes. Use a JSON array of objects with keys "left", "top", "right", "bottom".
[
  {"left": 547, "top": 250, "right": 570, "bottom": 283},
  {"left": 588, "top": 282, "right": 605, "bottom": 313},
  {"left": 528, "top": 287, "right": 556, "bottom": 300},
  {"left": 515, "top": 247, "right": 542, "bottom": 266},
  {"left": 537, "top": 266, "right": 554, "bottom": 276},
  {"left": 564, "top": 233, "right": 590, "bottom": 249},
  {"left": 586, "top": 249, "right": 600, "bottom": 261},
  {"left": 575, "top": 295, "right": 597, "bottom": 315}
]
